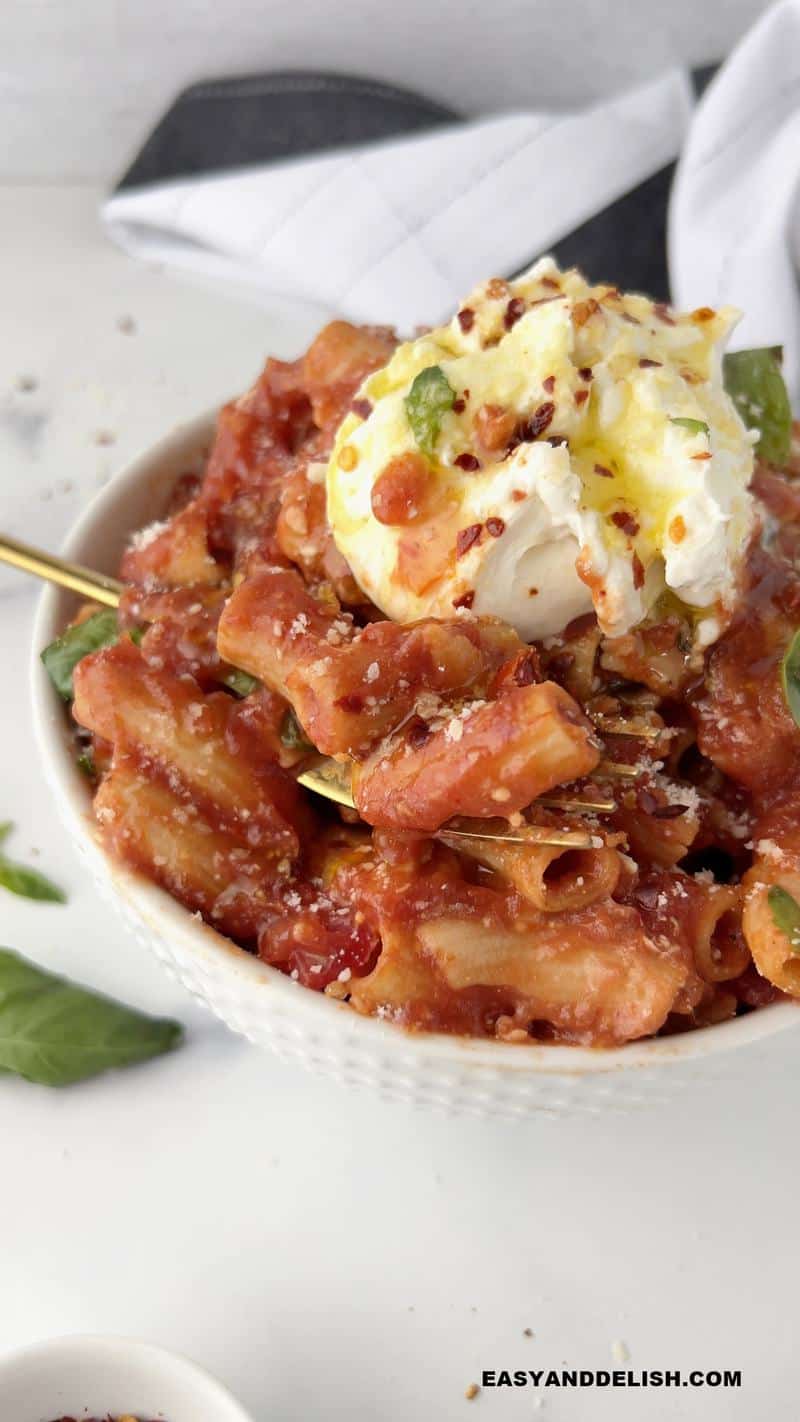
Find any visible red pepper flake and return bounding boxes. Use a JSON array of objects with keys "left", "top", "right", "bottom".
[
  {"left": 407, "top": 716, "right": 432, "bottom": 749},
  {"left": 611, "top": 510, "right": 640, "bottom": 537},
  {"left": 511, "top": 489, "right": 526, "bottom": 501},
  {"left": 638, "top": 358, "right": 662, "bottom": 369},
  {"left": 457, "top": 307, "right": 475, "bottom": 332},
  {"left": 474, "top": 402, "right": 516, "bottom": 452},
  {"left": 454, "top": 452, "right": 481, "bottom": 471},
  {"left": 691, "top": 452, "right": 712, "bottom": 461},
  {"left": 575, "top": 388, "right": 590, "bottom": 406},
  {"left": 691, "top": 306, "right": 716, "bottom": 323},
  {"left": 572, "top": 298, "right": 600, "bottom": 327},
  {"left": 632, "top": 552, "right": 645, "bottom": 590},
  {"left": 594, "top": 462, "right": 614, "bottom": 478},
  {"left": 541, "top": 276, "right": 560, "bottom": 290},
  {"left": 504, "top": 297, "right": 526, "bottom": 330},
  {"left": 578, "top": 366, "right": 593, "bottom": 381},
  {"left": 513, "top": 649, "right": 541, "bottom": 685},
  {"left": 486, "top": 277, "right": 510, "bottom": 300},
  {"left": 452, "top": 590, "right": 475, "bottom": 610},
  {"left": 351, "top": 397, "right": 373, "bottom": 419},
  {"left": 528, "top": 586, "right": 538, "bottom": 596},
  {"left": 486, "top": 517, "right": 506, "bottom": 538},
  {"left": 654, "top": 302, "right": 676, "bottom": 326},
  {"left": 542, "top": 374, "right": 556, "bottom": 393},
  {"left": 452, "top": 397, "right": 466, "bottom": 414},
  {"left": 517, "top": 401, "right": 555, "bottom": 442},
  {"left": 637, "top": 786, "right": 659, "bottom": 816},
  {"left": 456, "top": 523, "right": 483, "bottom": 558},
  {"left": 653, "top": 803, "right": 689, "bottom": 819},
  {"left": 335, "top": 692, "right": 364, "bottom": 713}
]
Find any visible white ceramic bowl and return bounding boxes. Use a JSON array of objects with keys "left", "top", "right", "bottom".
[
  {"left": 0, "top": 1333, "right": 253, "bottom": 1422},
  {"left": 31, "top": 414, "right": 800, "bottom": 1117}
]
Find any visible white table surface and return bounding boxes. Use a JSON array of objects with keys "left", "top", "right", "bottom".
[{"left": 1, "top": 184, "right": 798, "bottom": 1420}]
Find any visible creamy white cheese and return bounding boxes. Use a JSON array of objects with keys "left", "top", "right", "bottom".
[{"left": 327, "top": 258, "right": 756, "bottom": 643}]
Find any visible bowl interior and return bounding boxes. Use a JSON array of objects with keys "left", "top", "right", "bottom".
[
  {"left": 0, "top": 1335, "right": 253, "bottom": 1422},
  {"left": 30, "top": 412, "right": 800, "bottom": 1082}
]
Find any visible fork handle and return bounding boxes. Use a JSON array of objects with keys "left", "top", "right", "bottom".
[{"left": 0, "top": 533, "right": 123, "bottom": 608}]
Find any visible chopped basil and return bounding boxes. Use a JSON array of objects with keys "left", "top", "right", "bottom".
[
  {"left": 780, "top": 628, "right": 800, "bottom": 729},
  {"left": 76, "top": 750, "right": 95, "bottom": 778},
  {"left": 405, "top": 365, "right": 456, "bottom": 458},
  {"left": 669, "top": 416, "right": 710, "bottom": 437},
  {"left": 219, "top": 667, "right": 259, "bottom": 698},
  {"left": 41, "top": 609, "right": 119, "bottom": 700},
  {"left": 723, "top": 347, "right": 791, "bottom": 465},
  {"left": 0, "top": 823, "right": 65, "bottom": 904},
  {"left": 0, "top": 948, "right": 183, "bottom": 1086},
  {"left": 768, "top": 885, "right": 800, "bottom": 955},
  {"left": 280, "top": 707, "right": 313, "bottom": 751}
]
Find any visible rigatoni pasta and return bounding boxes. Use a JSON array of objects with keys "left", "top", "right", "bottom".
[{"left": 53, "top": 280, "right": 800, "bottom": 1049}]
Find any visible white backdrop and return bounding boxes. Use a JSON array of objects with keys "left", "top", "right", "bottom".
[{"left": 4, "top": 0, "right": 770, "bottom": 182}]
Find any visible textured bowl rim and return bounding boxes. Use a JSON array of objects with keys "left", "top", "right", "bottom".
[
  {"left": 0, "top": 1332, "right": 255, "bottom": 1421},
  {"left": 29, "top": 410, "right": 800, "bottom": 1078}
]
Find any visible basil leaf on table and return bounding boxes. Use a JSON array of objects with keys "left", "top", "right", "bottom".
[
  {"left": 768, "top": 886, "right": 800, "bottom": 955},
  {"left": 0, "top": 823, "right": 65, "bottom": 903},
  {"left": 780, "top": 628, "right": 800, "bottom": 730},
  {"left": 669, "top": 416, "right": 710, "bottom": 437},
  {"left": 405, "top": 365, "right": 456, "bottom": 458},
  {"left": 0, "top": 948, "right": 183, "bottom": 1086},
  {"left": 41, "top": 608, "right": 119, "bottom": 700},
  {"left": 723, "top": 347, "right": 792, "bottom": 466}
]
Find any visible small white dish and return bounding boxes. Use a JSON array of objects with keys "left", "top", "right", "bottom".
[
  {"left": 0, "top": 1333, "right": 254, "bottom": 1422},
  {"left": 30, "top": 413, "right": 800, "bottom": 1118}
]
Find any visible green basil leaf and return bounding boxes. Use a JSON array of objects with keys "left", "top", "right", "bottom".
[
  {"left": 768, "top": 885, "right": 800, "bottom": 955},
  {"left": 41, "top": 609, "right": 119, "bottom": 700},
  {"left": 280, "top": 707, "right": 313, "bottom": 751},
  {"left": 405, "top": 365, "right": 456, "bottom": 458},
  {"left": 723, "top": 347, "right": 792, "bottom": 465},
  {"left": 0, "top": 948, "right": 183, "bottom": 1086},
  {"left": 0, "top": 862, "right": 65, "bottom": 907},
  {"left": 0, "top": 861, "right": 65, "bottom": 903},
  {"left": 780, "top": 628, "right": 800, "bottom": 729},
  {"left": 219, "top": 667, "right": 259, "bottom": 698},
  {"left": 76, "top": 750, "right": 96, "bottom": 778},
  {"left": 669, "top": 416, "right": 710, "bottom": 437},
  {"left": 0, "top": 823, "right": 65, "bottom": 903}
]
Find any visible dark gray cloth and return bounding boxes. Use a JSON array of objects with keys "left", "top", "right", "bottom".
[{"left": 116, "top": 67, "right": 717, "bottom": 300}]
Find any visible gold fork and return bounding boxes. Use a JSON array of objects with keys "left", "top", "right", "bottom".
[{"left": 1, "top": 531, "right": 650, "bottom": 850}]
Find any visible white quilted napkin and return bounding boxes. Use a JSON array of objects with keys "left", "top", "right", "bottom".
[
  {"left": 103, "top": 2, "right": 800, "bottom": 400},
  {"left": 670, "top": 0, "right": 800, "bottom": 397},
  {"left": 103, "top": 68, "right": 693, "bottom": 331}
]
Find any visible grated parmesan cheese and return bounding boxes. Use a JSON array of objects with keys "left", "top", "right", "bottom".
[{"left": 128, "top": 518, "right": 168, "bottom": 552}]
